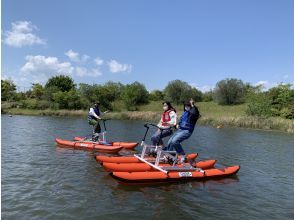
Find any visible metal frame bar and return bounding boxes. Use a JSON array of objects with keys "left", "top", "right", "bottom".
[{"left": 134, "top": 154, "right": 168, "bottom": 174}]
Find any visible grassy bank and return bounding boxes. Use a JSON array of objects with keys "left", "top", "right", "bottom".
[{"left": 2, "top": 101, "right": 293, "bottom": 133}]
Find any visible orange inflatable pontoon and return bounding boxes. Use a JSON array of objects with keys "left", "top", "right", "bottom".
[
  {"left": 111, "top": 165, "right": 240, "bottom": 183},
  {"left": 74, "top": 137, "right": 138, "bottom": 150},
  {"left": 55, "top": 138, "right": 123, "bottom": 153},
  {"left": 102, "top": 159, "right": 217, "bottom": 172}
]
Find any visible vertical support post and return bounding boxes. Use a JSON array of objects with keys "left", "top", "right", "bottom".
[{"left": 155, "top": 149, "right": 161, "bottom": 166}]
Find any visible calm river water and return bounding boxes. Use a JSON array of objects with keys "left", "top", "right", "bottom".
[{"left": 1, "top": 115, "right": 294, "bottom": 219}]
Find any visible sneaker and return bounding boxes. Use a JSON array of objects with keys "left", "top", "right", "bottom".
[
  {"left": 180, "top": 155, "right": 187, "bottom": 163},
  {"left": 92, "top": 133, "right": 99, "bottom": 142}
]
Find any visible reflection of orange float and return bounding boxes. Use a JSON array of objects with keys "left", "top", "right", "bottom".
[
  {"left": 95, "top": 153, "right": 198, "bottom": 164},
  {"left": 74, "top": 137, "right": 138, "bottom": 150},
  {"left": 55, "top": 138, "right": 123, "bottom": 153},
  {"left": 102, "top": 159, "right": 217, "bottom": 172},
  {"left": 110, "top": 166, "right": 240, "bottom": 183}
]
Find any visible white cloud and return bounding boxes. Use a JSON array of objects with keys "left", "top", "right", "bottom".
[
  {"left": 254, "top": 80, "right": 268, "bottom": 87},
  {"left": 94, "top": 57, "right": 104, "bottom": 66},
  {"left": 65, "top": 50, "right": 90, "bottom": 63},
  {"left": 75, "top": 66, "right": 102, "bottom": 77},
  {"left": 190, "top": 83, "right": 214, "bottom": 92},
  {"left": 197, "top": 85, "right": 214, "bottom": 92},
  {"left": 108, "top": 60, "right": 132, "bottom": 73},
  {"left": 65, "top": 49, "right": 80, "bottom": 62},
  {"left": 20, "top": 55, "right": 74, "bottom": 83},
  {"left": 254, "top": 80, "right": 281, "bottom": 91},
  {"left": 254, "top": 80, "right": 271, "bottom": 91},
  {"left": 82, "top": 55, "right": 90, "bottom": 62},
  {"left": 3, "top": 21, "right": 46, "bottom": 47}
]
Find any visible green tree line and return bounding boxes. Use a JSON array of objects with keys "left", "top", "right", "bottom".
[{"left": 1, "top": 75, "right": 293, "bottom": 119}]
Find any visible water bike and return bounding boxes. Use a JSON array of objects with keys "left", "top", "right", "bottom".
[
  {"left": 103, "top": 123, "right": 240, "bottom": 184},
  {"left": 74, "top": 119, "right": 138, "bottom": 150},
  {"left": 55, "top": 119, "right": 137, "bottom": 153},
  {"left": 109, "top": 144, "right": 240, "bottom": 184},
  {"left": 95, "top": 123, "right": 199, "bottom": 164},
  {"left": 97, "top": 123, "right": 215, "bottom": 171}
]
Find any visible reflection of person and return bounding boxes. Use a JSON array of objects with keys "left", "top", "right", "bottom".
[
  {"left": 88, "top": 102, "right": 102, "bottom": 137},
  {"left": 151, "top": 102, "right": 177, "bottom": 146},
  {"left": 166, "top": 99, "right": 200, "bottom": 162}
]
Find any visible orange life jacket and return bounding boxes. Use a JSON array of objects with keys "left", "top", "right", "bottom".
[{"left": 161, "top": 110, "right": 173, "bottom": 126}]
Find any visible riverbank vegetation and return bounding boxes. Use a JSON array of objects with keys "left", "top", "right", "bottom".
[{"left": 1, "top": 75, "right": 293, "bottom": 133}]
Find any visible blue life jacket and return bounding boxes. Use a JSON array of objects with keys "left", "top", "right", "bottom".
[
  {"left": 179, "top": 111, "right": 195, "bottom": 131},
  {"left": 88, "top": 106, "right": 100, "bottom": 120},
  {"left": 179, "top": 106, "right": 201, "bottom": 131}
]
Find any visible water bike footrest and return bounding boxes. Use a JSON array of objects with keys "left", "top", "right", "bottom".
[
  {"left": 161, "top": 166, "right": 201, "bottom": 171},
  {"left": 134, "top": 154, "right": 175, "bottom": 162}
]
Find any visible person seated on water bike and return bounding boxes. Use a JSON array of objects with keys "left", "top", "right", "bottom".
[
  {"left": 88, "top": 102, "right": 108, "bottom": 141},
  {"left": 151, "top": 101, "right": 177, "bottom": 147},
  {"left": 165, "top": 98, "right": 200, "bottom": 163}
]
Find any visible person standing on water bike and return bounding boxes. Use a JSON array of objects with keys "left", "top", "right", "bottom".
[
  {"left": 88, "top": 102, "right": 104, "bottom": 141},
  {"left": 166, "top": 98, "right": 200, "bottom": 162},
  {"left": 151, "top": 101, "right": 177, "bottom": 146}
]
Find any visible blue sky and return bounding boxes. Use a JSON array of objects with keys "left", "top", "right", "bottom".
[{"left": 2, "top": 0, "right": 294, "bottom": 91}]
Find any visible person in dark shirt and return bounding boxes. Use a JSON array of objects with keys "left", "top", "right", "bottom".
[
  {"left": 88, "top": 102, "right": 102, "bottom": 140},
  {"left": 166, "top": 99, "right": 200, "bottom": 162}
]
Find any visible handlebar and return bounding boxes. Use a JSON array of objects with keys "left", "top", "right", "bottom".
[
  {"left": 100, "top": 119, "right": 110, "bottom": 131},
  {"left": 144, "top": 123, "right": 173, "bottom": 131},
  {"left": 142, "top": 123, "right": 175, "bottom": 143}
]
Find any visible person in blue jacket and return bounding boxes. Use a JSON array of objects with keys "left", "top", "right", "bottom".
[{"left": 166, "top": 99, "right": 200, "bottom": 162}]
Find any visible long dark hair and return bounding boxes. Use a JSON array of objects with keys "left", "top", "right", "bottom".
[{"left": 162, "top": 101, "right": 176, "bottom": 113}]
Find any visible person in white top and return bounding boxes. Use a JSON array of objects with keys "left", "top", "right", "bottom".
[
  {"left": 88, "top": 102, "right": 102, "bottom": 136},
  {"left": 151, "top": 101, "right": 177, "bottom": 146}
]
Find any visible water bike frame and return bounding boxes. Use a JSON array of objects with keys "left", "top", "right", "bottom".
[
  {"left": 135, "top": 123, "right": 203, "bottom": 174},
  {"left": 90, "top": 119, "right": 109, "bottom": 143}
]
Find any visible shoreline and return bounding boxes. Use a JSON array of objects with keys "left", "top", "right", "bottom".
[{"left": 2, "top": 108, "right": 294, "bottom": 133}]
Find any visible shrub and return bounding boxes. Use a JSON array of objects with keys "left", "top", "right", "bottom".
[
  {"left": 203, "top": 90, "right": 214, "bottom": 102},
  {"left": 246, "top": 93, "right": 272, "bottom": 117},
  {"left": 268, "top": 84, "right": 294, "bottom": 118},
  {"left": 149, "top": 90, "right": 164, "bottom": 101}
]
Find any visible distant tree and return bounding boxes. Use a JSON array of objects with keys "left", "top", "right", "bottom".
[
  {"left": 214, "top": 78, "right": 246, "bottom": 105},
  {"left": 1, "top": 79, "right": 17, "bottom": 101},
  {"left": 45, "top": 75, "right": 75, "bottom": 92},
  {"left": 78, "top": 83, "right": 96, "bottom": 103},
  {"left": 102, "top": 81, "right": 124, "bottom": 101},
  {"left": 43, "top": 86, "right": 60, "bottom": 101},
  {"left": 164, "top": 80, "right": 202, "bottom": 104},
  {"left": 31, "top": 83, "right": 45, "bottom": 100},
  {"left": 190, "top": 88, "right": 203, "bottom": 102},
  {"left": 52, "top": 90, "right": 83, "bottom": 109},
  {"left": 122, "top": 82, "right": 149, "bottom": 110},
  {"left": 149, "top": 90, "right": 164, "bottom": 101}
]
